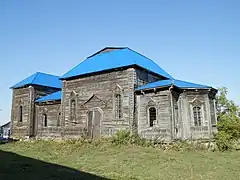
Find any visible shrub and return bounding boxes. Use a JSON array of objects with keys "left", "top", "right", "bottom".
[
  {"left": 130, "top": 134, "right": 151, "bottom": 147},
  {"left": 217, "top": 114, "right": 240, "bottom": 140},
  {"left": 159, "top": 140, "right": 208, "bottom": 152},
  {"left": 111, "top": 130, "right": 131, "bottom": 145},
  {"left": 111, "top": 130, "right": 150, "bottom": 146},
  {"left": 215, "top": 131, "right": 233, "bottom": 151},
  {"left": 215, "top": 114, "right": 240, "bottom": 151}
]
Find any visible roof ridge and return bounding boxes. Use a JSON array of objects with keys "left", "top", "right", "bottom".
[
  {"left": 126, "top": 48, "right": 173, "bottom": 79},
  {"left": 87, "top": 47, "right": 126, "bottom": 59},
  {"left": 87, "top": 47, "right": 127, "bottom": 58},
  {"left": 61, "top": 47, "right": 174, "bottom": 80},
  {"left": 61, "top": 48, "right": 127, "bottom": 79},
  {"left": 11, "top": 72, "right": 61, "bottom": 89},
  {"left": 32, "top": 72, "right": 40, "bottom": 84},
  {"left": 36, "top": 71, "right": 60, "bottom": 78}
]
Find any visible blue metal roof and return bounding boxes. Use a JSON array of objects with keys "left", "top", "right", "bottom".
[
  {"left": 35, "top": 91, "right": 61, "bottom": 102},
  {"left": 61, "top": 48, "right": 173, "bottom": 79},
  {"left": 11, "top": 72, "right": 61, "bottom": 89},
  {"left": 136, "top": 79, "right": 212, "bottom": 91}
]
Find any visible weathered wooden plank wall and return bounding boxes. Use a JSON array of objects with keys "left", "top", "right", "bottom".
[
  {"left": 11, "top": 85, "right": 60, "bottom": 138},
  {"left": 11, "top": 87, "right": 32, "bottom": 137},
  {"left": 136, "top": 90, "right": 172, "bottom": 141},
  {"left": 35, "top": 103, "right": 61, "bottom": 138},
  {"left": 61, "top": 68, "right": 135, "bottom": 138},
  {"left": 10, "top": 67, "right": 217, "bottom": 141}
]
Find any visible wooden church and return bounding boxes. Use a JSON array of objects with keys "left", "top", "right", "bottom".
[{"left": 10, "top": 47, "right": 218, "bottom": 141}]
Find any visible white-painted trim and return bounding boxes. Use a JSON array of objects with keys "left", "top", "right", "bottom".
[
  {"left": 70, "top": 90, "right": 77, "bottom": 97},
  {"left": 189, "top": 97, "right": 204, "bottom": 104}
]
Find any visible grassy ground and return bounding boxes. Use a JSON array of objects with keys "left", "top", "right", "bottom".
[{"left": 0, "top": 140, "right": 240, "bottom": 180}]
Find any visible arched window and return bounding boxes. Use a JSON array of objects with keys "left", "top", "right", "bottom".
[
  {"left": 149, "top": 107, "right": 156, "bottom": 127},
  {"left": 70, "top": 99, "right": 76, "bottom": 122},
  {"left": 115, "top": 94, "right": 122, "bottom": 118},
  {"left": 43, "top": 114, "right": 47, "bottom": 127},
  {"left": 193, "top": 106, "right": 202, "bottom": 126},
  {"left": 57, "top": 112, "right": 61, "bottom": 126},
  {"left": 19, "top": 106, "right": 23, "bottom": 122}
]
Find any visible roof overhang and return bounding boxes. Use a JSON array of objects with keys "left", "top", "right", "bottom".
[
  {"left": 36, "top": 99, "right": 61, "bottom": 105},
  {"left": 60, "top": 64, "right": 170, "bottom": 81}
]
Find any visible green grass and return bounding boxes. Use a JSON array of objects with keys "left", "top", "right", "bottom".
[{"left": 0, "top": 140, "right": 240, "bottom": 180}]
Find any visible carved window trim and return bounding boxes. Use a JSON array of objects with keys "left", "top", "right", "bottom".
[
  {"left": 113, "top": 84, "right": 123, "bottom": 120},
  {"left": 193, "top": 106, "right": 202, "bottom": 126},
  {"left": 69, "top": 91, "right": 77, "bottom": 124},
  {"left": 70, "top": 99, "right": 76, "bottom": 123},
  {"left": 189, "top": 98, "right": 205, "bottom": 127},
  {"left": 114, "top": 93, "right": 122, "bottom": 119}
]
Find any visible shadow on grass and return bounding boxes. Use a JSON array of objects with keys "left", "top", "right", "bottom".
[
  {"left": 0, "top": 138, "right": 18, "bottom": 145},
  {"left": 0, "top": 150, "right": 110, "bottom": 180}
]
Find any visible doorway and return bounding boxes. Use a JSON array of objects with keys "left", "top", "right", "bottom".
[{"left": 87, "top": 108, "right": 102, "bottom": 138}]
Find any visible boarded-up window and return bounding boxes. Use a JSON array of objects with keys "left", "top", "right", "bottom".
[
  {"left": 115, "top": 94, "right": 122, "bottom": 119},
  {"left": 43, "top": 114, "right": 47, "bottom": 127},
  {"left": 70, "top": 99, "right": 76, "bottom": 122},
  {"left": 19, "top": 106, "right": 23, "bottom": 122},
  {"left": 193, "top": 106, "right": 202, "bottom": 126},
  {"left": 149, "top": 107, "right": 156, "bottom": 127}
]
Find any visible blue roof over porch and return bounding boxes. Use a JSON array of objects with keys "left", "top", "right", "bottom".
[{"left": 35, "top": 91, "right": 61, "bottom": 103}]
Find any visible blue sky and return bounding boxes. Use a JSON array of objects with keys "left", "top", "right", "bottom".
[{"left": 0, "top": 0, "right": 239, "bottom": 125}]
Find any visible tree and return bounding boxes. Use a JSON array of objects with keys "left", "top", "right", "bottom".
[
  {"left": 216, "top": 87, "right": 239, "bottom": 117},
  {"left": 215, "top": 87, "right": 240, "bottom": 150}
]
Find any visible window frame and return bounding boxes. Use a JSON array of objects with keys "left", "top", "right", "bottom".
[
  {"left": 113, "top": 85, "right": 123, "bottom": 120},
  {"left": 114, "top": 93, "right": 122, "bottom": 119},
  {"left": 19, "top": 105, "right": 23, "bottom": 122},
  {"left": 148, "top": 106, "right": 157, "bottom": 127},
  {"left": 193, "top": 106, "right": 202, "bottom": 126},
  {"left": 57, "top": 112, "right": 61, "bottom": 127},
  {"left": 69, "top": 98, "right": 77, "bottom": 123},
  {"left": 189, "top": 98, "right": 205, "bottom": 127},
  {"left": 43, "top": 113, "right": 48, "bottom": 127}
]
